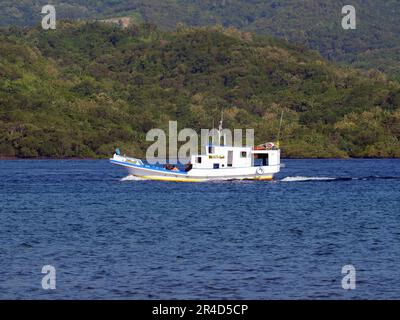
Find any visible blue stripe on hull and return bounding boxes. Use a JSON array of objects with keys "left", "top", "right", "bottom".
[{"left": 110, "top": 159, "right": 188, "bottom": 176}]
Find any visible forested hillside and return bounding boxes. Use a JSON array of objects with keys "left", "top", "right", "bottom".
[
  {"left": 1, "top": 1, "right": 400, "bottom": 78},
  {"left": 1, "top": 22, "right": 400, "bottom": 158}
]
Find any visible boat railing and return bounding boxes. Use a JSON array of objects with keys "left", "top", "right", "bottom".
[
  {"left": 125, "top": 157, "right": 144, "bottom": 166},
  {"left": 113, "top": 154, "right": 144, "bottom": 166}
]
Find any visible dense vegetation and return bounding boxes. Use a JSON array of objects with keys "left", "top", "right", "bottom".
[
  {"left": 1, "top": 22, "right": 400, "bottom": 159},
  {"left": 1, "top": 1, "right": 400, "bottom": 79}
]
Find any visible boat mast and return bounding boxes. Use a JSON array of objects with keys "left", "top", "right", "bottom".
[
  {"left": 218, "top": 110, "right": 225, "bottom": 146},
  {"left": 276, "top": 110, "right": 284, "bottom": 149}
]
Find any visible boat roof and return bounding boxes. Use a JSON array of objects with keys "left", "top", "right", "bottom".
[{"left": 206, "top": 144, "right": 252, "bottom": 149}]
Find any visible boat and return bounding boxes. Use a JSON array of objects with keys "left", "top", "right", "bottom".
[
  {"left": 110, "top": 115, "right": 281, "bottom": 182},
  {"left": 110, "top": 142, "right": 281, "bottom": 182}
]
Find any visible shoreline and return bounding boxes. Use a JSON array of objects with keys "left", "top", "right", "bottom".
[
  {"left": 1, "top": 156, "right": 399, "bottom": 161},
  {"left": 0, "top": 156, "right": 97, "bottom": 160}
]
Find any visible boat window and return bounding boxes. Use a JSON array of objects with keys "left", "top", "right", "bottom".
[
  {"left": 208, "top": 146, "right": 215, "bottom": 154},
  {"left": 254, "top": 153, "right": 269, "bottom": 166},
  {"left": 263, "top": 154, "right": 268, "bottom": 166},
  {"left": 213, "top": 163, "right": 220, "bottom": 169},
  {"left": 241, "top": 151, "right": 247, "bottom": 158},
  {"left": 196, "top": 157, "right": 202, "bottom": 164}
]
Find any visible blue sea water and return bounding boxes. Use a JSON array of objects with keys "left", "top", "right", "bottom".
[{"left": 0, "top": 159, "right": 399, "bottom": 299}]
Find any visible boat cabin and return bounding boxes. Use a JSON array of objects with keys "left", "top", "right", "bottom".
[{"left": 190, "top": 145, "right": 280, "bottom": 170}]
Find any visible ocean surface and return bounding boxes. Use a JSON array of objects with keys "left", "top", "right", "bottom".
[{"left": 0, "top": 159, "right": 399, "bottom": 299}]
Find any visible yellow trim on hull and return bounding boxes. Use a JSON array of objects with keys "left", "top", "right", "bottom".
[
  {"left": 249, "top": 176, "right": 273, "bottom": 181},
  {"left": 137, "top": 175, "right": 273, "bottom": 182},
  {"left": 140, "top": 175, "right": 203, "bottom": 182}
]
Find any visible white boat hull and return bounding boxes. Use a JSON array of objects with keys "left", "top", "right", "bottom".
[{"left": 110, "top": 155, "right": 279, "bottom": 182}]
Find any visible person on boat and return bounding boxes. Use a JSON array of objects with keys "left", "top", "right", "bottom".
[
  {"left": 184, "top": 162, "right": 193, "bottom": 172},
  {"left": 165, "top": 164, "right": 179, "bottom": 171}
]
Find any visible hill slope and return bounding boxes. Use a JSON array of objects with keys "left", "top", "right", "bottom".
[
  {"left": 1, "top": 22, "right": 400, "bottom": 158},
  {"left": 1, "top": 1, "right": 400, "bottom": 79}
]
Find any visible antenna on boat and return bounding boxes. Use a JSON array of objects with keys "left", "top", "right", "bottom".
[
  {"left": 219, "top": 110, "right": 223, "bottom": 131},
  {"left": 218, "top": 109, "right": 225, "bottom": 146},
  {"left": 208, "top": 117, "right": 215, "bottom": 147},
  {"left": 276, "top": 110, "right": 284, "bottom": 149}
]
